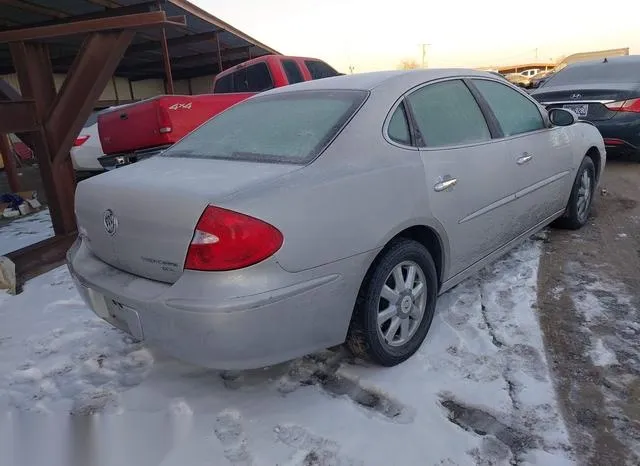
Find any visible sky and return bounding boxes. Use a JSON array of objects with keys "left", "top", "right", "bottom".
[{"left": 192, "top": 0, "right": 640, "bottom": 73}]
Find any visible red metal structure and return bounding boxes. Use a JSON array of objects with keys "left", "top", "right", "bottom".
[{"left": 0, "top": 0, "right": 279, "bottom": 285}]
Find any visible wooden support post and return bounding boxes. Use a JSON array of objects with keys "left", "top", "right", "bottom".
[
  {"left": 10, "top": 41, "right": 76, "bottom": 235},
  {"left": 214, "top": 31, "right": 223, "bottom": 72},
  {"left": 46, "top": 30, "right": 135, "bottom": 164},
  {"left": 0, "top": 134, "right": 20, "bottom": 192},
  {"left": 160, "top": 27, "right": 174, "bottom": 94}
]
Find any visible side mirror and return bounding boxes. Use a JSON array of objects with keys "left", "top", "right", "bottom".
[{"left": 548, "top": 108, "right": 576, "bottom": 126}]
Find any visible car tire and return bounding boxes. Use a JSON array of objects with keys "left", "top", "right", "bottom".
[
  {"left": 347, "top": 239, "right": 438, "bottom": 366},
  {"left": 554, "top": 156, "right": 596, "bottom": 230}
]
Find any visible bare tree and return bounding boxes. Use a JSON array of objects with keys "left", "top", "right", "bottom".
[{"left": 398, "top": 59, "right": 420, "bottom": 70}]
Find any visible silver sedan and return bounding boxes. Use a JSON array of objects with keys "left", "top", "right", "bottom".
[{"left": 68, "top": 69, "right": 605, "bottom": 369}]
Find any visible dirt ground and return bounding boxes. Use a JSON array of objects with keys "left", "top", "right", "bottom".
[{"left": 537, "top": 155, "right": 640, "bottom": 465}]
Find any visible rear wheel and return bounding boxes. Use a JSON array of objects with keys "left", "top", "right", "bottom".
[
  {"left": 554, "top": 156, "right": 596, "bottom": 230},
  {"left": 347, "top": 239, "right": 438, "bottom": 366}
]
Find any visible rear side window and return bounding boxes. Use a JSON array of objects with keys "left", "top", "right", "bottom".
[
  {"left": 282, "top": 60, "right": 304, "bottom": 84},
  {"left": 473, "top": 79, "right": 544, "bottom": 137},
  {"left": 387, "top": 104, "right": 411, "bottom": 145},
  {"left": 407, "top": 80, "right": 491, "bottom": 147},
  {"left": 213, "top": 62, "right": 274, "bottom": 93},
  {"left": 163, "top": 90, "right": 368, "bottom": 164},
  {"left": 305, "top": 60, "right": 340, "bottom": 80}
]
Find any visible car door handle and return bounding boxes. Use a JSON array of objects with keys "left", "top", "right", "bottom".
[
  {"left": 434, "top": 177, "right": 458, "bottom": 192},
  {"left": 517, "top": 153, "right": 533, "bottom": 165}
]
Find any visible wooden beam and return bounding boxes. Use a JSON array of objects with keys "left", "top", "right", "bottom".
[
  {"left": 9, "top": 42, "right": 56, "bottom": 119},
  {"left": 0, "top": 77, "right": 37, "bottom": 150},
  {"left": 160, "top": 27, "right": 174, "bottom": 94},
  {"left": 0, "top": 101, "right": 39, "bottom": 133},
  {"left": 215, "top": 31, "right": 223, "bottom": 72},
  {"left": 9, "top": 42, "right": 76, "bottom": 235},
  {"left": 0, "top": 11, "right": 183, "bottom": 43},
  {"left": 0, "top": 133, "right": 20, "bottom": 192},
  {"left": 46, "top": 30, "right": 135, "bottom": 164}
]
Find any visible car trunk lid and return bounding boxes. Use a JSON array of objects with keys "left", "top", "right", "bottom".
[
  {"left": 75, "top": 156, "right": 299, "bottom": 283},
  {"left": 532, "top": 83, "right": 639, "bottom": 121}
]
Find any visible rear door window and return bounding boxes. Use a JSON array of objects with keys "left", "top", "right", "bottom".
[
  {"left": 213, "top": 62, "right": 274, "bottom": 93},
  {"left": 304, "top": 60, "right": 340, "bottom": 80},
  {"left": 407, "top": 80, "right": 491, "bottom": 147},
  {"left": 472, "top": 79, "right": 545, "bottom": 136},
  {"left": 163, "top": 90, "right": 368, "bottom": 164},
  {"left": 282, "top": 60, "right": 304, "bottom": 84}
]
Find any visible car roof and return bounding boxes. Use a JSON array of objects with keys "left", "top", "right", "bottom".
[
  {"left": 262, "top": 68, "right": 498, "bottom": 95},
  {"left": 560, "top": 54, "right": 640, "bottom": 69}
]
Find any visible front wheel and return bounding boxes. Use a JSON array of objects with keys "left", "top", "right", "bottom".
[
  {"left": 554, "top": 156, "right": 596, "bottom": 230},
  {"left": 347, "top": 239, "right": 438, "bottom": 366}
]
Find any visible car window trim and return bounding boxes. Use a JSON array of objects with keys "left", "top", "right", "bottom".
[
  {"left": 281, "top": 59, "right": 304, "bottom": 84},
  {"left": 467, "top": 77, "right": 551, "bottom": 139},
  {"left": 462, "top": 78, "right": 503, "bottom": 139},
  {"left": 383, "top": 99, "right": 419, "bottom": 149},
  {"left": 402, "top": 77, "right": 494, "bottom": 150}
]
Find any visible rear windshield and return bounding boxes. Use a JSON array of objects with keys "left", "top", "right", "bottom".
[
  {"left": 163, "top": 90, "right": 368, "bottom": 164},
  {"left": 543, "top": 61, "right": 640, "bottom": 86},
  {"left": 213, "top": 62, "right": 274, "bottom": 93}
]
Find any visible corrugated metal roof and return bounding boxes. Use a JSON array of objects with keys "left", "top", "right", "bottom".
[{"left": 0, "top": 0, "right": 279, "bottom": 80}]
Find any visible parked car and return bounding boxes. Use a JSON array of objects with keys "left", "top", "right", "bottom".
[
  {"left": 531, "top": 56, "right": 640, "bottom": 157},
  {"left": 68, "top": 69, "right": 605, "bottom": 370},
  {"left": 97, "top": 55, "right": 341, "bottom": 169},
  {"left": 71, "top": 111, "right": 105, "bottom": 175}
]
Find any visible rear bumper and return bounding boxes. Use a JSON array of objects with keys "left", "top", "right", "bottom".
[
  {"left": 98, "top": 145, "right": 172, "bottom": 170},
  {"left": 67, "top": 239, "right": 370, "bottom": 370},
  {"left": 584, "top": 114, "right": 640, "bottom": 154}
]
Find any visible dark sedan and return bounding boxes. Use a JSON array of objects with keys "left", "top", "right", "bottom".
[{"left": 531, "top": 56, "right": 640, "bottom": 157}]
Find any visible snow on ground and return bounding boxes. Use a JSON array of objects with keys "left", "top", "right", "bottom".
[
  {"left": 0, "top": 239, "right": 574, "bottom": 466},
  {"left": 0, "top": 209, "right": 53, "bottom": 256}
]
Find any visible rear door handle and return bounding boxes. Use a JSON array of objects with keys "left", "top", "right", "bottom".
[
  {"left": 434, "top": 177, "right": 458, "bottom": 192},
  {"left": 517, "top": 153, "right": 533, "bottom": 165}
]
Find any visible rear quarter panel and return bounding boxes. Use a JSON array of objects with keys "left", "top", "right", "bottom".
[{"left": 568, "top": 121, "right": 606, "bottom": 181}]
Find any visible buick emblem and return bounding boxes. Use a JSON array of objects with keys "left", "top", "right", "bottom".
[
  {"left": 103, "top": 209, "right": 118, "bottom": 235},
  {"left": 570, "top": 93, "right": 582, "bottom": 99}
]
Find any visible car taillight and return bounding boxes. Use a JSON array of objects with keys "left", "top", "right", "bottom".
[
  {"left": 156, "top": 105, "right": 173, "bottom": 134},
  {"left": 604, "top": 98, "right": 640, "bottom": 113},
  {"left": 74, "top": 135, "right": 90, "bottom": 147},
  {"left": 185, "top": 206, "right": 283, "bottom": 271}
]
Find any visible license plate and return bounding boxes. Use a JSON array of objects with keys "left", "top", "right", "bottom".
[{"left": 563, "top": 104, "right": 588, "bottom": 117}]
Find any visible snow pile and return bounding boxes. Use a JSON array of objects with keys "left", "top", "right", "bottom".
[
  {"left": 0, "top": 241, "right": 573, "bottom": 466},
  {"left": 0, "top": 209, "right": 53, "bottom": 256}
]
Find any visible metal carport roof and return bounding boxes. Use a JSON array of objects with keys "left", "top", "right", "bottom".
[{"left": 0, "top": 0, "right": 280, "bottom": 80}]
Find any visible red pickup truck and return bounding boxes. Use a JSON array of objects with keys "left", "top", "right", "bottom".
[{"left": 97, "top": 55, "right": 341, "bottom": 169}]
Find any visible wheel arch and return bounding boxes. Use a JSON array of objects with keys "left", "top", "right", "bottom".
[
  {"left": 366, "top": 223, "right": 448, "bottom": 292},
  {"left": 585, "top": 146, "right": 602, "bottom": 183}
]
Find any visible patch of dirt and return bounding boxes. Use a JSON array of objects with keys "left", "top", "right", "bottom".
[{"left": 537, "top": 158, "right": 640, "bottom": 465}]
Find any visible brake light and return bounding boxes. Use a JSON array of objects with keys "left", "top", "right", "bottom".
[
  {"left": 604, "top": 98, "right": 640, "bottom": 113},
  {"left": 603, "top": 138, "right": 626, "bottom": 146},
  {"left": 156, "top": 105, "right": 173, "bottom": 134},
  {"left": 185, "top": 206, "right": 283, "bottom": 271},
  {"left": 74, "top": 135, "right": 90, "bottom": 147}
]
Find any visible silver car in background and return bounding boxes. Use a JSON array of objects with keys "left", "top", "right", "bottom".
[{"left": 68, "top": 69, "right": 605, "bottom": 369}]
